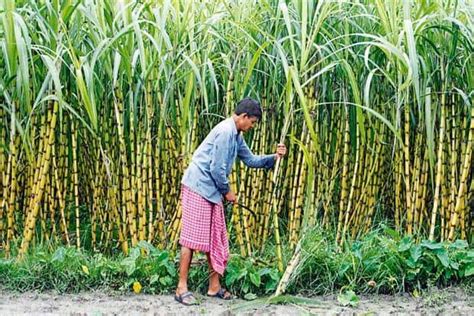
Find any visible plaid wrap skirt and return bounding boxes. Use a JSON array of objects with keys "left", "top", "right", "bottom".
[{"left": 179, "top": 185, "right": 229, "bottom": 275}]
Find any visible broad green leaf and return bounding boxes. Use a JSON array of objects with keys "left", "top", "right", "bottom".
[
  {"left": 249, "top": 272, "right": 261, "bottom": 287},
  {"left": 434, "top": 249, "right": 450, "bottom": 268},
  {"left": 420, "top": 240, "right": 443, "bottom": 250},
  {"left": 464, "top": 264, "right": 474, "bottom": 277},
  {"left": 449, "top": 240, "right": 468, "bottom": 250},
  {"left": 150, "top": 275, "right": 159, "bottom": 285},
  {"left": 398, "top": 237, "right": 412, "bottom": 252},
  {"left": 410, "top": 245, "right": 422, "bottom": 263},
  {"left": 159, "top": 276, "right": 172, "bottom": 286}
]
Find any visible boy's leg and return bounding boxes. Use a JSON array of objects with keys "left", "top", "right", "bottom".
[
  {"left": 206, "top": 252, "right": 220, "bottom": 293},
  {"left": 206, "top": 253, "right": 231, "bottom": 298},
  {"left": 176, "top": 246, "right": 193, "bottom": 294}
]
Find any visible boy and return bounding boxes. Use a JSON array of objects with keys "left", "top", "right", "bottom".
[{"left": 174, "top": 97, "right": 287, "bottom": 305}]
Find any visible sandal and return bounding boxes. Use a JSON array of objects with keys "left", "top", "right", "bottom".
[
  {"left": 207, "top": 288, "right": 233, "bottom": 300},
  {"left": 174, "top": 291, "right": 198, "bottom": 306}
]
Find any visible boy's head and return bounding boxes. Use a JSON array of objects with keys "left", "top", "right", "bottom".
[
  {"left": 234, "top": 97, "right": 262, "bottom": 132},
  {"left": 235, "top": 97, "right": 262, "bottom": 120}
]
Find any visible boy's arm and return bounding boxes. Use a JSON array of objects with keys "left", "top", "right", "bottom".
[
  {"left": 237, "top": 139, "right": 276, "bottom": 169},
  {"left": 209, "top": 131, "right": 231, "bottom": 195}
]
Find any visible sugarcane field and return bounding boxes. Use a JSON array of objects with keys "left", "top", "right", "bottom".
[{"left": 0, "top": 0, "right": 473, "bottom": 314}]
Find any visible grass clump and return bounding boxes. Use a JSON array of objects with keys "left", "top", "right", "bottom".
[{"left": 0, "top": 241, "right": 176, "bottom": 294}]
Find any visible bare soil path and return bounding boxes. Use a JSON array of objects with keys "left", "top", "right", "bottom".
[{"left": 0, "top": 287, "right": 472, "bottom": 315}]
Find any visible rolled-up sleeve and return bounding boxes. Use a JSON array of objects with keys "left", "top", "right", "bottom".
[
  {"left": 238, "top": 139, "right": 276, "bottom": 169},
  {"left": 209, "top": 132, "right": 231, "bottom": 194}
]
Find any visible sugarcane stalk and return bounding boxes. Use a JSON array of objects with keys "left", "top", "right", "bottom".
[
  {"left": 429, "top": 91, "right": 447, "bottom": 241},
  {"left": 447, "top": 97, "right": 474, "bottom": 240},
  {"left": 71, "top": 120, "right": 80, "bottom": 248},
  {"left": 404, "top": 98, "right": 413, "bottom": 235},
  {"left": 19, "top": 100, "right": 59, "bottom": 257},
  {"left": 336, "top": 107, "right": 350, "bottom": 245}
]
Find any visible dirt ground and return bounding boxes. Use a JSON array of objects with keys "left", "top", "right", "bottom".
[{"left": 0, "top": 287, "right": 472, "bottom": 315}]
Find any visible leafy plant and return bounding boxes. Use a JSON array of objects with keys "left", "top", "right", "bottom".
[
  {"left": 120, "top": 241, "right": 177, "bottom": 293},
  {"left": 0, "top": 228, "right": 471, "bottom": 297},
  {"left": 225, "top": 255, "right": 280, "bottom": 298},
  {"left": 286, "top": 225, "right": 474, "bottom": 296}
]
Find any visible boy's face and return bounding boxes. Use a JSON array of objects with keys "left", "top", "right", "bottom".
[{"left": 240, "top": 114, "right": 258, "bottom": 132}]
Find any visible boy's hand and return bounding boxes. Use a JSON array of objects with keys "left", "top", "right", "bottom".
[
  {"left": 276, "top": 143, "right": 287, "bottom": 158},
  {"left": 224, "top": 191, "right": 237, "bottom": 203}
]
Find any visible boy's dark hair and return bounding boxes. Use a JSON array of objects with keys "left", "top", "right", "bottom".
[{"left": 235, "top": 97, "right": 262, "bottom": 120}]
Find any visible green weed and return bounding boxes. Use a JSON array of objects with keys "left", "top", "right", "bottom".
[
  {"left": 0, "top": 227, "right": 471, "bottom": 297},
  {"left": 286, "top": 224, "right": 473, "bottom": 295}
]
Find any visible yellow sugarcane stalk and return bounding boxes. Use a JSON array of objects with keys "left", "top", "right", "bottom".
[
  {"left": 52, "top": 144, "right": 70, "bottom": 246},
  {"left": 292, "top": 159, "right": 307, "bottom": 246},
  {"left": 447, "top": 98, "right": 474, "bottom": 241},
  {"left": 351, "top": 141, "right": 368, "bottom": 238},
  {"left": 146, "top": 134, "right": 154, "bottom": 243},
  {"left": 91, "top": 149, "right": 101, "bottom": 250},
  {"left": 336, "top": 108, "right": 350, "bottom": 245},
  {"left": 394, "top": 149, "right": 402, "bottom": 230},
  {"left": 410, "top": 130, "right": 423, "bottom": 235},
  {"left": 136, "top": 131, "right": 146, "bottom": 242},
  {"left": 269, "top": 157, "right": 284, "bottom": 272},
  {"left": 41, "top": 174, "right": 50, "bottom": 243},
  {"left": 429, "top": 91, "right": 446, "bottom": 241},
  {"left": 228, "top": 168, "right": 246, "bottom": 256},
  {"left": 169, "top": 201, "right": 183, "bottom": 251},
  {"left": 5, "top": 134, "right": 18, "bottom": 255},
  {"left": 323, "top": 126, "right": 342, "bottom": 229},
  {"left": 59, "top": 119, "right": 70, "bottom": 231},
  {"left": 114, "top": 87, "right": 138, "bottom": 246},
  {"left": 291, "top": 130, "right": 309, "bottom": 247},
  {"left": 256, "top": 115, "right": 270, "bottom": 247},
  {"left": 71, "top": 120, "right": 80, "bottom": 248},
  {"left": 262, "top": 174, "right": 278, "bottom": 247},
  {"left": 308, "top": 133, "right": 319, "bottom": 227},
  {"left": 237, "top": 164, "right": 252, "bottom": 256},
  {"left": 459, "top": 114, "right": 469, "bottom": 239},
  {"left": 108, "top": 184, "right": 129, "bottom": 254},
  {"left": 365, "top": 154, "right": 381, "bottom": 233},
  {"left": 341, "top": 122, "right": 360, "bottom": 245},
  {"left": 417, "top": 153, "right": 429, "bottom": 236},
  {"left": 0, "top": 105, "right": 5, "bottom": 238},
  {"left": 288, "top": 136, "right": 302, "bottom": 246},
  {"left": 259, "top": 177, "right": 273, "bottom": 248},
  {"left": 413, "top": 148, "right": 427, "bottom": 235},
  {"left": 153, "top": 123, "right": 166, "bottom": 248},
  {"left": 49, "top": 144, "right": 59, "bottom": 243},
  {"left": 19, "top": 100, "right": 59, "bottom": 257},
  {"left": 32, "top": 112, "right": 47, "bottom": 192},
  {"left": 469, "top": 181, "right": 474, "bottom": 243},
  {"left": 448, "top": 94, "right": 458, "bottom": 236},
  {"left": 352, "top": 142, "right": 371, "bottom": 238},
  {"left": 404, "top": 100, "right": 413, "bottom": 235}
]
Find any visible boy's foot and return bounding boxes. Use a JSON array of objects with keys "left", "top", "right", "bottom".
[
  {"left": 207, "top": 288, "right": 233, "bottom": 300},
  {"left": 174, "top": 291, "right": 198, "bottom": 305}
]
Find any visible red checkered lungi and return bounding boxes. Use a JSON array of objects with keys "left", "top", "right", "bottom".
[{"left": 179, "top": 185, "right": 229, "bottom": 275}]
